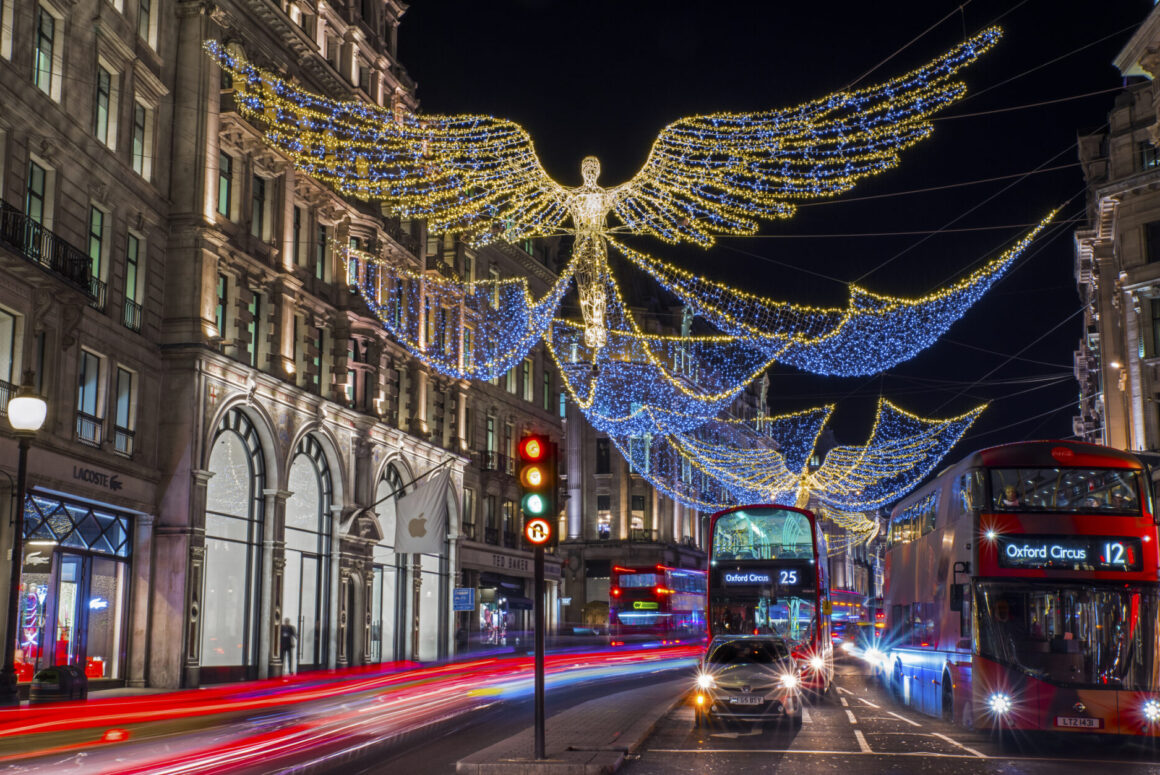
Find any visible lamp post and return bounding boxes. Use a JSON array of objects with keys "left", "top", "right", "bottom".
[{"left": 0, "top": 374, "right": 47, "bottom": 706}]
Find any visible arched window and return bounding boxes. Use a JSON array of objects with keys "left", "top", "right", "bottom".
[
  {"left": 284, "top": 435, "right": 332, "bottom": 671},
  {"left": 370, "top": 463, "right": 405, "bottom": 662},
  {"left": 202, "top": 409, "right": 265, "bottom": 679}
]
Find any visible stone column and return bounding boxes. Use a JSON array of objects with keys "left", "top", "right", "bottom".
[
  {"left": 127, "top": 514, "right": 155, "bottom": 687},
  {"left": 165, "top": 0, "right": 225, "bottom": 346},
  {"left": 456, "top": 383, "right": 470, "bottom": 453},
  {"left": 565, "top": 401, "right": 583, "bottom": 540},
  {"left": 336, "top": 568, "right": 350, "bottom": 668},
  {"left": 328, "top": 504, "right": 343, "bottom": 668},
  {"left": 261, "top": 489, "right": 290, "bottom": 679},
  {"left": 407, "top": 361, "right": 430, "bottom": 438}
]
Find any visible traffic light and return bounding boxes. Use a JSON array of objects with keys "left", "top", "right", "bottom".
[{"left": 518, "top": 434, "right": 557, "bottom": 530}]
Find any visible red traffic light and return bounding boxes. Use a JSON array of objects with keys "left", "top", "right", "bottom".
[{"left": 519, "top": 436, "right": 546, "bottom": 461}]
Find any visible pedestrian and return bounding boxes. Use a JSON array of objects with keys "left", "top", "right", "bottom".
[{"left": 281, "top": 618, "right": 298, "bottom": 675}]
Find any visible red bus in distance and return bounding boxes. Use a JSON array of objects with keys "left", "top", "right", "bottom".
[
  {"left": 880, "top": 440, "right": 1160, "bottom": 736},
  {"left": 609, "top": 565, "right": 707, "bottom": 645}
]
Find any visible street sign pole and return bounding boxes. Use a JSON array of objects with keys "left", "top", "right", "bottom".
[{"left": 534, "top": 543, "right": 546, "bottom": 759}]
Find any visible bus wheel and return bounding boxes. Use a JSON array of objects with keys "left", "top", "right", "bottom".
[
  {"left": 941, "top": 673, "right": 954, "bottom": 723},
  {"left": 791, "top": 708, "right": 803, "bottom": 730},
  {"left": 891, "top": 660, "right": 904, "bottom": 700}
]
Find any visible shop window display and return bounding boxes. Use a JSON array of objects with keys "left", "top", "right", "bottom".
[{"left": 15, "top": 494, "right": 132, "bottom": 681}]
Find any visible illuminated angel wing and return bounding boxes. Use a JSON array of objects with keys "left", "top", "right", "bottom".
[
  {"left": 612, "top": 27, "right": 1001, "bottom": 246},
  {"left": 205, "top": 42, "right": 570, "bottom": 242}
]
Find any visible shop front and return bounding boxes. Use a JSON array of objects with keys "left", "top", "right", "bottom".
[
  {"left": 15, "top": 492, "right": 132, "bottom": 685},
  {"left": 458, "top": 545, "right": 561, "bottom": 652}
]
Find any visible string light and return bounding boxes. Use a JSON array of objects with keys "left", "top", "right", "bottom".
[
  {"left": 611, "top": 399, "right": 984, "bottom": 524},
  {"left": 343, "top": 244, "right": 578, "bottom": 380},
  {"left": 608, "top": 211, "right": 1056, "bottom": 377}
]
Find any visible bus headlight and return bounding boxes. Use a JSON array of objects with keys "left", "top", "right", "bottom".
[
  {"left": 809, "top": 656, "right": 825, "bottom": 672},
  {"left": 986, "top": 692, "right": 1013, "bottom": 716},
  {"left": 696, "top": 673, "right": 716, "bottom": 690},
  {"left": 779, "top": 672, "right": 799, "bottom": 690},
  {"left": 864, "top": 647, "right": 885, "bottom": 666},
  {"left": 1143, "top": 699, "right": 1160, "bottom": 723}
]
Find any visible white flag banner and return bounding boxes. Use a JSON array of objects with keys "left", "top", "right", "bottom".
[{"left": 394, "top": 467, "right": 451, "bottom": 555}]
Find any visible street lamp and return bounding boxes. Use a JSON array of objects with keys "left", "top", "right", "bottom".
[{"left": 0, "top": 374, "right": 47, "bottom": 706}]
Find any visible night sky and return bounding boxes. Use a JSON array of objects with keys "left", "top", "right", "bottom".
[{"left": 398, "top": 1, "right": 1155, "bottom": 468}]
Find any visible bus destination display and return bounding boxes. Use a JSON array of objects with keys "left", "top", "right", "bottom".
[
  {"left": 714, "top": 565, "right": 814, "bottom": 589},
  {"left": 995, "top": 535, "right": 1143, "bottom": 571}
]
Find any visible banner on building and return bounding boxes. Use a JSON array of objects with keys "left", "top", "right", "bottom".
[{"left": 394, "top": 467, "right": 451, "bottom": 555}]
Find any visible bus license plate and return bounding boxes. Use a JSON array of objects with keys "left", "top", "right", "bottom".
[
  {"left": 1055, "top": 716, "right": 1103, "bottom": 729},
  {"left": 729, "top": 695, "right": 764, "bottom": 705}
]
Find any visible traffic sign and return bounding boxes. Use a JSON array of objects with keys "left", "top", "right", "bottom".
[
  {"left": 453, "top": 587, "right": 476, "bottom": 611},
  {"left": 524, "top": 517, "right": 552, "bottom": 546}
]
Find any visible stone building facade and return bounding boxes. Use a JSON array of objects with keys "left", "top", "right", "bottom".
[
  {"left": 0, "top": 0, "right": 563, "bottom": 690},
  {"left": 1074, "top": 4, "right": 1160, "bottom": 467}
]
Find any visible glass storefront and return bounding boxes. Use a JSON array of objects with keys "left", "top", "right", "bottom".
[
  {"left": 371, "top": 464, "right": 407, "bottom": 662},
  {"left": 370, "top": 463, "right": 452, "bottom": 662},
  {"left": 16, "top": 493, "right": 132, "bottom": 682},
  {"left": 284, "top": 435, "right": 331, "bottom": 671},
  {"left": 201, "top": 409, "right": 265, "bottom": 681}
]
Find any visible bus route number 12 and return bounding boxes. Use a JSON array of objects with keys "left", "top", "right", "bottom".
[{"left": 779, "top": 569, "right": 798, "bottom": 585}]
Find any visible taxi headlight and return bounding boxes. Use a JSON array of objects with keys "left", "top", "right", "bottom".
[
  {"left": 696, "top": 673, "right": 716, "bottom": 690},
  {"left": 1143, "top": 698, "right": 1160, "bottom": 723},
  {"left": 778, "top": 672, "right": 799, "bottom": 690},
  {"left": 809, "top": 656, "right": 825, "bottom": 671}
]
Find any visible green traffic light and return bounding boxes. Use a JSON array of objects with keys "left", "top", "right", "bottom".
[{"left": 523, "top": 493, "right": 546, "bottom": 515}]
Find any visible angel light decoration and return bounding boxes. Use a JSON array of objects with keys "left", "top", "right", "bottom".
[{"left": 204, "top": 27, "right": 1049, "bottom": 438}]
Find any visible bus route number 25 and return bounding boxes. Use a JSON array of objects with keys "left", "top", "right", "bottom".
[{"left": 779, "top": 569, "right": 799, "bottom": 585}]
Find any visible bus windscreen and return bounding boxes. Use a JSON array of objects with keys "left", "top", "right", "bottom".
[
  {"left": 990, "top": 468, "right": 1141, "bottom": 514},
  {"left": 711, "top": 508, "right": 815, "bottom": 561}
]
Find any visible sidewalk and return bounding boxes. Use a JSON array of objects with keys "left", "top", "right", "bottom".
[{"left": 456, "top": 676, "right": 689, "bottom": 775}]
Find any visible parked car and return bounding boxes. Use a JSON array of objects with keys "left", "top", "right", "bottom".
[{"left": 692, "top": 635, "right": 803, "bottom": 729}]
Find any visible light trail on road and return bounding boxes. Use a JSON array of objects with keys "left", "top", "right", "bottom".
[{"left": 0, "top": 643, "right": 699, "bottom": 773}]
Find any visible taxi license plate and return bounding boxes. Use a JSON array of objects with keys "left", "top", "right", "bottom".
[
  {"left": 728, "top": 695, "right": 764, "bottom": 705},
  {"left": 1055, "top": 716, "right": 1103, "bottom": 728}
]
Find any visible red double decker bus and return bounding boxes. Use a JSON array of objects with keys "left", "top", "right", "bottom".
[
  {"left": 609, "top": 565, "right": 707, "bottom": 644},
  {"left": 881, "top": 440, "right": 1160, "bottom": 735},
  {"left": 707, "top": 505, "right": 834, "bottom": 694}
]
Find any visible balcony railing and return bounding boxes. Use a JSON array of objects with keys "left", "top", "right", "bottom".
[
  {"left": 113, "top": 426, "right": 134, "bottom": 457},
  {"left": 0, "top": 379, "right": 12, "bottom": 417},
  {"left": 475, "top": 450, "right": 515, "bottom": 476},
  {"left": 89, "top": 276, "right": 107, "bottom": 312},
  {"left": 462, "top": 521, "right": 476, "bottom": 541},
  {"left": 503, "top": 532, "right": 516, "bottom": 549},
  {"left": 122, "top": 299, "right": 143, "bottom": 332},
  {"left": 484, "top": 527, "right": 499, "bottom": 545},
  {"left": 629, "top": 528, "right": 659, "bottom": 542},
  {"left": 76, "top": 411, "right": 103, "bottom": 447},
  {"left": 0, "top": 202, "right": 94, "bottom": 297}
]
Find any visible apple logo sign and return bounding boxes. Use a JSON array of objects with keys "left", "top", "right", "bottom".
[{"left": 409, "top": 513, "right": 427, "bottom": 538}]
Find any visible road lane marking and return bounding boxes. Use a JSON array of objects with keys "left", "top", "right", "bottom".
[
  {"left": 837, "top": 686, "right": 854, "bottom": 696},
  {"left": 802, "top": 706, "right": 813, "bottom": 724},
  {"left": 648, "top": 750, "right": 1160, "bottom": 766},
  {"left": 886, "top": 710, "right": 922, "bottom": 727},
  {"left": 931, "top": 732, "right": 986, "bottom": 758},
  {"left": 857, "top": 698, "right": 880, "bottom": 709},
  {"left": 839, "top": 697, "right": 849, "bottom": 707},
  {"left": 845, "top": 709, "right": 858, "bottom": 724},
  {"left": 853, "top": 730, "right": 872, "bottom": 753},
  {"left": 648, "top": 749, "right": 985, "bottom": 758}
]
